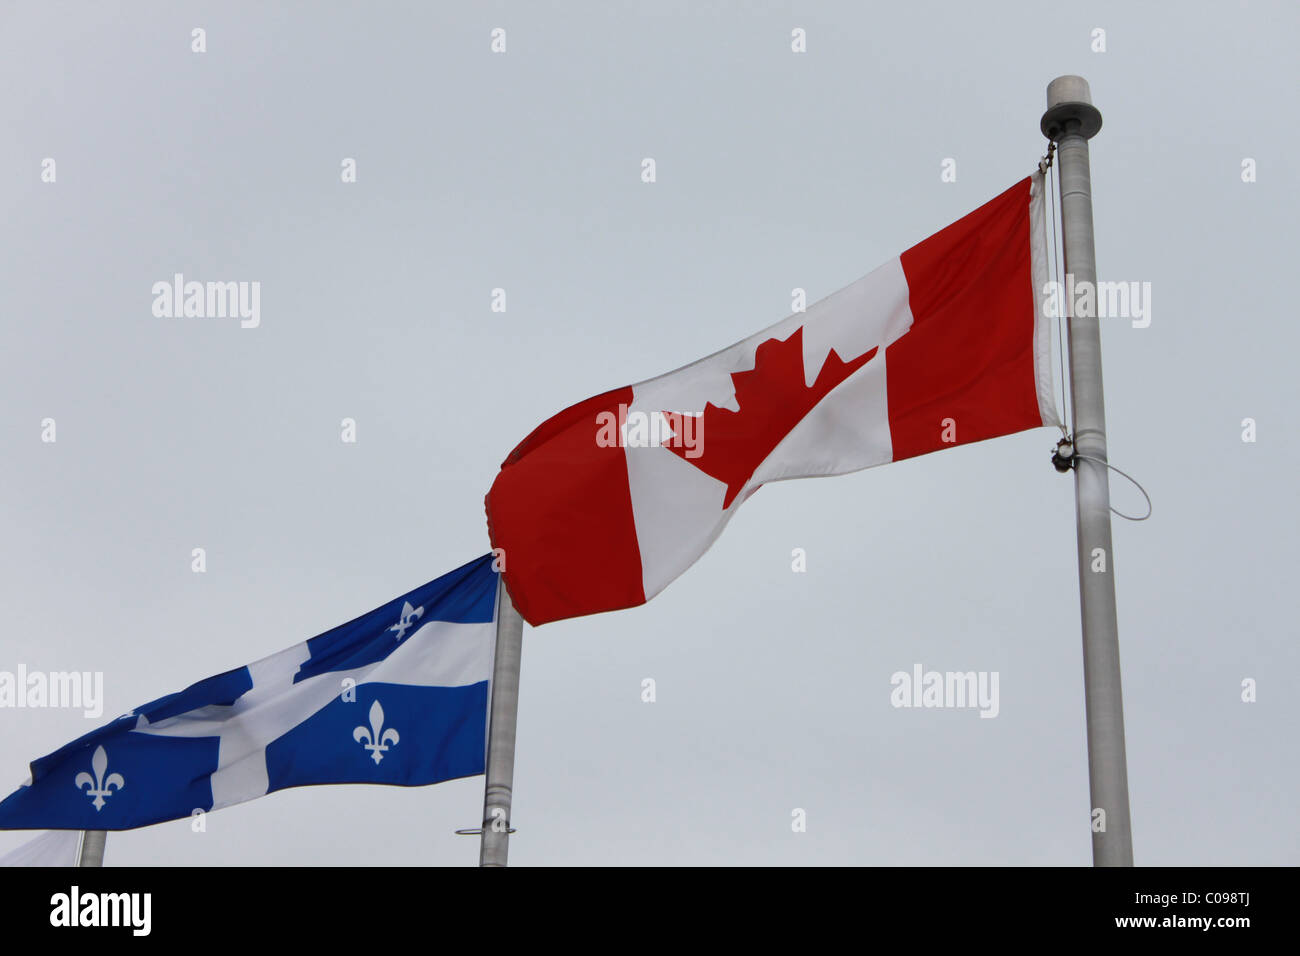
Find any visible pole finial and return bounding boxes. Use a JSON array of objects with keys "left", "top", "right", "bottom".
[{"left": 1040, "top": 75, "right": 1102, "bottom": 140}]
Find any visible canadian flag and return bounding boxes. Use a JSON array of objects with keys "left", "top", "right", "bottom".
[{"left": 487, "top": 173, "right": 1058, "bottom": 626}]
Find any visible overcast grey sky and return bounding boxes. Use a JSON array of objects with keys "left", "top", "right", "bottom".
[{"left": 1, "top": 0, "right": 1296, "bottom": 865}]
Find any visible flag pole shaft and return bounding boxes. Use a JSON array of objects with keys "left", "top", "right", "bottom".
[
  {"left": 1041, "top": 75, "right": 1133, "bottom": 866},
  {"left": 77, "top": 830, "right": 106, "bottom": 866},
  {"left": 479, "top": 585, "right": 524, "bottom": 866}
]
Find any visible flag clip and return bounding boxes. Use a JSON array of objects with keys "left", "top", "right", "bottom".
[
  {"left": 1038, "top": 142, "right": 1057, "bottom": 174},
  {"left": 1051, "top": 436, "right": 1075, "bottom": 472}
]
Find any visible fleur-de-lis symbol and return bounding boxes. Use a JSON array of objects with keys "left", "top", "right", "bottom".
[
  {"left": 74, "top": 745, "right": 125, "bottom": 811},
  {"left": 389, "top": 601, "right": 424, "bottom": 641},
  {"left": 353, "top": 700, "right": 400, "bottom": 764}
]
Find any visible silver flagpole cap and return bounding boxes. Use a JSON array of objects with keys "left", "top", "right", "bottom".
[{"left": 1041, "top": 75, "right": 1103, "bottom": 140}]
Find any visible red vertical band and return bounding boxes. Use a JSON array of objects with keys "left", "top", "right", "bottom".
[
  {"left": 485, "top": 386, "right": 645, "bottom": 626},
  {"left": 889, "top": 177, "right": 1042, "bottom": 461}
]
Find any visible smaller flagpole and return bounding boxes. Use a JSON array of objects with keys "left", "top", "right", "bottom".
[
  {"left": 77, "top": 830, "right": 106, "bottom": 867},
  {"left": 479, "top": 586, "right": 525, "bottom": 867}
]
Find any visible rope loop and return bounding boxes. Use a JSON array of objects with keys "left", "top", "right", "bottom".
[
  {"left": 1051, "top": 436, "right": 1151, "bottom": 521},
  {"left": 1073, "top": 452, "right": 1152, "bottom": 521}
]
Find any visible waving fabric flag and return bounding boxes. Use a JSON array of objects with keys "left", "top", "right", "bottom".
[
  {"left": 0, "top": 555, "right": 499, "bottom": 831},
  {"left": 0, "top": 830, "right": 81, "bottom": 866},
  {"left": 487, "top": 174, "right": 1058, "bottom": 626}
]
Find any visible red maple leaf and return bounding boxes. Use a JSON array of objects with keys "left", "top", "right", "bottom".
[{"left": 661, "top": 327, "right": 878, "bottom": 508}]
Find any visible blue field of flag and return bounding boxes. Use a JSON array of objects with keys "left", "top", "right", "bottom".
[{"left": 0, "top": 554, "right": 499, "bottom": 831}]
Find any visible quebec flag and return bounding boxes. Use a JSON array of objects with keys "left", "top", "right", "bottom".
[{"left": 0, "top": 555, "right": 499, "bottom": 831}]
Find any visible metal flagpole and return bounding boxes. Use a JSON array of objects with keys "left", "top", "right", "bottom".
[
  {"left": 1040, "top": 75, "right": 1133, "bottom": 866},
  {"left": 479, "top": 583, "right": 525, "bottom": 867},
  {"left": 77, "top": 830, "right": 106, "bottom": 867}
]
